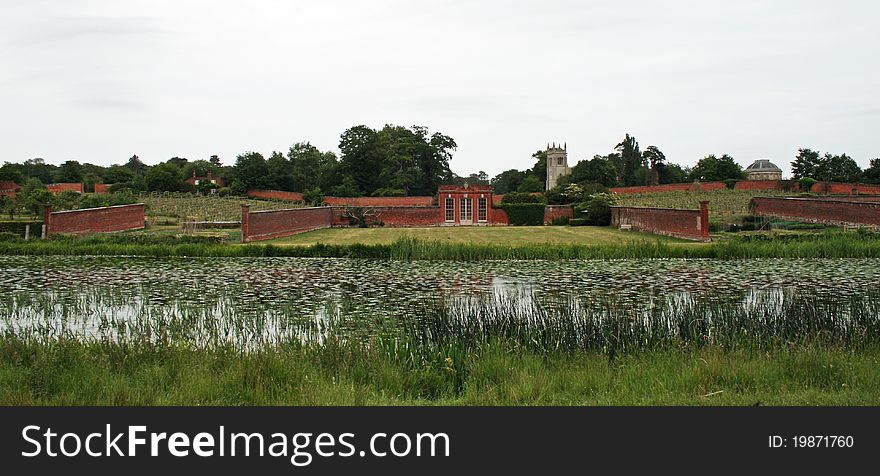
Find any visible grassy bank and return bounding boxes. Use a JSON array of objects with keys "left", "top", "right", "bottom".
[
  {"left": 2, "top": 230, "right": 880, "bottom": 259},
  {"left": 1, "top": 337, "right": 877, "bottom": 405}
]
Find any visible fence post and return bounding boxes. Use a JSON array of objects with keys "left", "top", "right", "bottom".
[
  {"left": 24, "top": 224, "right": 30, "bottom": 241},
  {"left": 241, "top": 204, "right": 250, "bottom": 243},
  {"left": 699, "top": 201, "right": 710, "bottom": 240},
  {"left": 43, "top": 203, "right": 52, "bottom": 237}
]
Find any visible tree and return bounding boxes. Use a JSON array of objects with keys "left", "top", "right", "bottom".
[
  {"left": 614, "top": 134, "right": 644, "bottom": 186},
  {"left": 22, "top": 158, "right": 53, "bottom": 184},
  {"left": 125, "top": 155, "right": 148, "bottom": 176},
  {"left": 490, "top": 169, "right": 527, "bottom": 194},
  {"left": 688, "top": 154, "right": 744, "bottom": 181},
  {"left": 815, "top": 153, "right": 861, "bottom": 183},
  {"left": 18, "top": 178, "right": 52, "bottom": 216},
  {"left": 145, "top": 162, "right": 184, "bottom": 192},
  {"left": 232, "top": 152, "right": 271, "bottom": 190},
  {"left": 0, "top": 162, "right": 24, "bottom": 183},
  {"left": 209, "top": 155, "right": 222, "bottom": 167},
  {"left": 529, "top": 150, "right": 548, "bottom": 187},
  {"left": 517, "top": 175, "right": 544, "bottom": 193},
  {"left": 863, "top": 158, "right": 880, "bottom": 184},
  {"left": 54, "top": 160, "right": 83, "bottom": 183},
  {"left": 266, "top": 152, "right": 295, "bottom": 191},
  {"left": 288, "top": 142, "right": 337, "bottom": 192},
  {"left": 568, "top": 156, "right": 618, "bottom": 188},
  {"left": 657, "top": 163, "right": 687, "bottom": 184},
  {"left": 791, "top": 148, "right": 821, "bottom": 180},
  {"left": 181, "top": 160, "right": 220, "bottom": 182},
  {"left": 642, "top": 146, "right": 666, "bottom": 186}
]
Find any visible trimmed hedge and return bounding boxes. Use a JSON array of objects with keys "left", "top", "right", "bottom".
[{"left": 499, "top": 203, "right": 545, "bottom": 226}]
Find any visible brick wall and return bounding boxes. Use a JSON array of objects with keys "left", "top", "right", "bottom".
[
  {"left": 490, "top": 208, "right": 509, "bottom": 225},
  {"left": 544, "top": 205, "right": 574, "bottom": 224},
  {"left": 45, "top": 203, "right": 145, "bottom": 235},
  {"left": 247, "top": 189, "right": 305, "bottom": 201},
  {"left": 734, "top": 180, "right": 785, "bottom": 191},
  {"left": 810, "top": 182, "right": 880, "bottom": 195},
  {"left": 323, "top": 196, "right": 434, "bottom": 207},
  {"left": 330, "top": 206, "right": 441, "bottom": 227},
  {"left": 93, "top": 183, "right": 111, "bottom": 194},
  {"left": 241, "top": 205, "right": 333, "bottom": 242},
  {"left": 47, "top": 183, "right": 84, "bottom": 194},
  {"left": 750, "top": 197, "right": 880, "bottom": 228},
  {"left": 610, "top": 202, "right": 710, "bottom": 241}
]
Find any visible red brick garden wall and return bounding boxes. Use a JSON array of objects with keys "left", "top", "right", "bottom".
[
  {"left": 734, "top": 180, "right": 785, "bottom": 191},
  {"left": 610, "top": 202, "right": 710, "bottom": 241},
  {"left": 810, "top": 182, "right": 880, "bottom": 195},
  {"left": 241, "top": 206, "right": 333, "bottom": 242},
  {"left": 750, "top": 197, "right": 880, "bottom": 228},
  {"left": 45, "top": 203, "right": 145, "bottom": 235},
  {"left": 544, "top": 205, "right": 574, "bottom": 224},
  {"left": 247, "top": 189, "right": 305, "bottom": 201},
  {"left": 93, "top": 183, "right": 111, "bottom": 194},
  {"left": 47, "top": 183, "right": 84, "bottom": 194},
  {"left": 330, "top": 207, "right": 441, "bottom": 227}
]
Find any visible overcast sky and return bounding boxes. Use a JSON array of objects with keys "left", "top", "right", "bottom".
[{"left": 2, "top": 0, "right": 878, "bottom": 177}]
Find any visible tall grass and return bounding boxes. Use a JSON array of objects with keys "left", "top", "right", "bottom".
[{"left": 3, "top": 230, "right": 880, "bottom": 259}]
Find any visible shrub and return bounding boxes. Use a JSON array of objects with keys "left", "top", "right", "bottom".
[
  {"left": 579, "top": 192, "right": 616, "bottom": 226},
  {"left": 0, "top": 231, "right": 23, "bottom": 242},
  {"left": 549, "top": 216, "right": 570, "bottom": 226},
  {"left": 303, "top": 187, "right": 324, "bottom": 207},
  {"left": 501, "top": 192, "right": 545, "bottom": 204},
  {"left": 370, "top": 188, "right": 405, "bottom": 197},
  {"left": 723, "top": 179, "right": 738, "bottom": 190},
  {"left": 798, "top": 177, "right": 817, "bottom": 193},
  {"left": 500, "top": 203, "right": 545, "bottom": 226},
  {"left": 568, "top": 218, "right": 587, "bottom": 226}
]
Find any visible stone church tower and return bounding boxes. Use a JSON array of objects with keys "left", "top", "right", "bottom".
[{"left": 545, "top": 142, "right": 569, "bottom": 190}]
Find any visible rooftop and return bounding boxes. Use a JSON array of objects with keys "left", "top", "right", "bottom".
[{"left": 745, "top": 159, "right": 782, "bottom": 172}]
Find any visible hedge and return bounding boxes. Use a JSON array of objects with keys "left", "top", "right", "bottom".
[{"left": 499, "top": 203, "right": 545, "bottom": 226}]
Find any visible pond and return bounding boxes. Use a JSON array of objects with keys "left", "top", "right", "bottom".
[{"left": 1, "top": 256, "right": 879, "bottom": 350}]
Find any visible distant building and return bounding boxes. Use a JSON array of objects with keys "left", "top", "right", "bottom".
[
  {"left": 0, "top": 181, "right": 22, "bottom": 198},
  {"left": 745, "top": 159, "right": 783, "bottom": 181},
  {"left": 545, "top": 142, "right": 569, "bottom": 190},
  {"left": 186, "top": 171, "right": 226, "bottom": 191}
]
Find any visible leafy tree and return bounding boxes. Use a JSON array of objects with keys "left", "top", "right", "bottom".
[
  {"left": 54, "top": 160, "right": 83, "bottom": 183},
  {"left": 18, "top": 178, "right": 52, "bottom": 216},
  {"left": 568, "top": 156, "right": 618, "bottom": 188},
  {"left": 328, "top": 176, "right": 362, "bottom": 197},
  {"left": 167, "top": 157, "right": 188, "bottom": 168},
  {"left": 815, "top": 153, "right": 861, "bottom": 183},
  {"left": 529, "top": 150, "right": 548, "bottom": 187},
  {"left": 209, "top": 155, "right": 222, "bottom": 167},
  {"left": 232, "top": 152, "right": 272, "bottom": 190},
  {"left": 145, "top": 162, "right": 184, "bottom": 192},
  {"left": 490, "top": 169, "right": 527, "bottom": 194},
  {"left": 0, "top": 162, "right": 24, "bottom": 183},
  {"left": 182, "top": 160, "right": 220, "bottom": 181},
  {"left": 791, "top": 149, "right": 821, "bottom": 179},
  {"left": 688, "top": 154, "right": 744, "bottom": 181},
  {"left": 266, "top": 152, "right": 295, "bottom": 191},
  {"left": 642, "top": 145, "right": 666, "bottom": 186},
  {"left": 21, "top": 158, "right": 54, "bottom": 184},
  {"left": 657, "top": 163, "right": 687, "bottom": 184},
  {"left": 863, "top": 158, "right": 880, "bottom": 184},
  {"left": 288, "top": 142, "right": 337, "bottom": 192},
  {"left": 303, "top": 187, "right": 324, "bottom": 206},
  {"left": 614, "top": 134, "right": 643, "bottom": 186},
  {"left": 125, "top": 155, "right": 148, "bottom": 176},
  {"left": 517, "top": 175, "right": 544, "bottom": 193}
]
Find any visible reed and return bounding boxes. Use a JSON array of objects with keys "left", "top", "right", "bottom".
[{"left": 2, "top": 230, "right": 880, "bottom": 260}]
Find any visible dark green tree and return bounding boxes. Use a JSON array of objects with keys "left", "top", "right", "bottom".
[
  {"left": 145, "top": 162, "right": 184, "bottom": 192},
  {"left": 266, "top": 152, "right": 295, "bottom": 191},
  {"left": 863, "top": 158, "right": 880, "bottom": 184},
  {"left": 232, "top": 152, "right": 271, "bottom": 190},
  {"left": 614, "top": 134, "right": 644, "bottom": 186},
  {"left": 688, "top": 154, "right": 744, "bottom": 181},
  {"left": 815, "top": 153, "right": 861, "bottom": 183},
  {"left": 517, "top": 175, "right": 544, "bottom": 193},
  {"left": 642, "top": 145, "right": 666, "bottom": 186},
  {"left": 490, "top": 169, "right": 527, "bottom": 194},
  {"left": 791, "top": 148, "right": 822, "bottom": 179},
  {"left": 54, "top": 160, "right": 83, "bottom": 183}
]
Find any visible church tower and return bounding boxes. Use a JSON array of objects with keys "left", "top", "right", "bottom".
[{"left": 545, "top": 142, "right": 569, "bottom": 190}]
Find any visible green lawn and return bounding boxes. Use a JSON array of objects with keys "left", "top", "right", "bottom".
[{"left": 264, "top": 226, "right": 690, "bottom": 246}]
